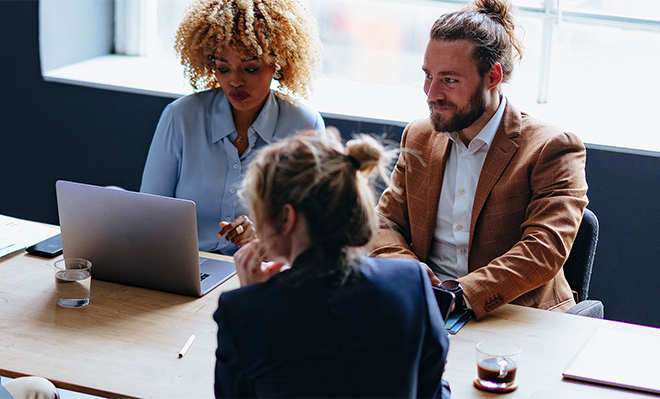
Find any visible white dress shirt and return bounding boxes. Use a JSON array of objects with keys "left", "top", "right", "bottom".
[{"left": 428, "top": 97, "right": 507, "bottom": 282}]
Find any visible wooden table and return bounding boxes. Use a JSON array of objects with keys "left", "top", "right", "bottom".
[
  {"left": 444, "top": 305, "right": 659, "bottom": 398},
  {"left": 0, "top": 250, "right": 238, "bottom": 399},
  {"left": 1, "top": 249, "right": 658, "bottom": 398}
]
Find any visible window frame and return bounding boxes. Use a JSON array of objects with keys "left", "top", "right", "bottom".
[{"left": 39, "top": 0, "right": 660, "bottom": 153}]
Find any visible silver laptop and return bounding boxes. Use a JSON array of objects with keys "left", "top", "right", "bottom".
[
  {"left": 562, "top": 328, "right": 660, "bottom": 395},
  {"left": 55, "top": 180, "right": 236, "bottom": 297}
]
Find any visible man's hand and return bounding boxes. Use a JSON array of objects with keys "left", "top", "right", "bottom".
[{"left": 420, "top": 262, "right": 442, "bottom": 286}]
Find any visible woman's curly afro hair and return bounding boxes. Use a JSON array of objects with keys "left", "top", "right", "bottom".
[{"left": 175, "top": 0, "right": 322, "bottom": 101}]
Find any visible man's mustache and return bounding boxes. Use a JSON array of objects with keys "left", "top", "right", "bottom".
[{"left": 427, "top": 100, "right": 455, "bottom": 108}]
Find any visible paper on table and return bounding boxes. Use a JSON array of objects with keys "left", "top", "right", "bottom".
[{"left": 0, "top": 215, "right": 60, "bottom": 258}]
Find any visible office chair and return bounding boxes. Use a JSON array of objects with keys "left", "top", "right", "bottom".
[{"left": 563, "top": 208, "right": 605, "bottom": 318}]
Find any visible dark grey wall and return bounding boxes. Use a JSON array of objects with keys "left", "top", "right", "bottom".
[
  {"left": 2, "top": 1, "right": 659, "bottom": 327},
  {"left": 1, "top": 0, "right": 168, "bottom": 225}
]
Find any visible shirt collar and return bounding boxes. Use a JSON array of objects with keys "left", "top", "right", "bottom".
[
  {"left": 251, "top": 91, "right": 279, "bottom": 143},
  {"left": 443, "top": 96, "right": 507, "bottom": 150},
  {"left": 211, "top": 90, "right": 279, "bottom": 143}
]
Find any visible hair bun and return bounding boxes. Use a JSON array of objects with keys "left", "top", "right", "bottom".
[
  {"left": 471, "top": 0, "right": 512, "bottom": 23},
  {"left": 469, "top": 0, "right": 522, "bottom": 61},
  {"left": 345, "top": 135, "right": 387, "bottom": 176}
]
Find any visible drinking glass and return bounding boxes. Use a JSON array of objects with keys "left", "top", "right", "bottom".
[{"left": 54, "top": 258, "right": 92, "bottom": 308}]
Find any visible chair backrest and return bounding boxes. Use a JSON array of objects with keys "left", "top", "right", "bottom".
[{"left": 563, "top": 208, "right": 599, "bottom": 301}]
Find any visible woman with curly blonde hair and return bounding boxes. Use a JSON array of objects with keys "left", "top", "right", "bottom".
[{"left": 140, "top": 0, "right": 324, "bottom": 254}]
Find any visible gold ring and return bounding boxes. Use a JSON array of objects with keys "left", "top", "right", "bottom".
[{"left": 235, "top": 225, "right": 244, "bottom": 235}]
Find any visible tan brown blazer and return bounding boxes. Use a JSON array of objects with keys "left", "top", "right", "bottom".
[{"left": 370, "top": 101, "right": 588, "bottom": 319}]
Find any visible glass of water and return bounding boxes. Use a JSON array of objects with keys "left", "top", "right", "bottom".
[{"left": 54, "top": 258, "right": 92, "bottom": 308}]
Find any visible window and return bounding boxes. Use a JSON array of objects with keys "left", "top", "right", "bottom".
[{"left": 41, "top": 0, "right": 660, "bottom": 152}]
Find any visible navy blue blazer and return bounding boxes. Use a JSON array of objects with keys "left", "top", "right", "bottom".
[{"left": 214, "top": 252, "right": 451, "bottom": 398}]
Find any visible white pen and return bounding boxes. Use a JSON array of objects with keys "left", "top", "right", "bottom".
[{"left": 178, "top": 335, "right": 196, "bottom": 358}]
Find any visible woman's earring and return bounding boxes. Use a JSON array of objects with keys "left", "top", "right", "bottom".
[{"left": 273, "top": 70, "right": 284, "bottom": 80}]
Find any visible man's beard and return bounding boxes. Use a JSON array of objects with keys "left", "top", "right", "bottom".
[{"left": 428, "top": 85, "right": 487, "bottom": 133}]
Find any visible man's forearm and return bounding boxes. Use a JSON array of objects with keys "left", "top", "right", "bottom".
[{"left": 369, "top": 226, "right": 418, "bottom": 260}]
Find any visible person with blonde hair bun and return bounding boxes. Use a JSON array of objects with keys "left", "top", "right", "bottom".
[
  {"left": 140, "top": 0, "right": 324, "bottom": 255},
  {"left": 213, "top": 130, "right": 451, "bottom": 398}
]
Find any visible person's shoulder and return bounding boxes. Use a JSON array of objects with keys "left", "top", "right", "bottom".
[
  {"left": 275, "top": 94, "right": 315, "bottom": 115},
  {"left": 355, "top": 257, "right": 427, "bottom": 300},
  {"left": 222, "top": 277, "right": 275, "bottom": 300},
  {"left": 274, "top": 94, "right": 323, "bottom": 127},
  {"left": 507, "top": 102, "right": 584, "bottom": 148},
  {"left": 407, "top": 117, "right": 434, "bottom": 131},
  {"left": 168, "top": 89, "right": 221, "bottom": 111},
  {"left": 217, "top": 279, "right": 278, "bottom": 317},
  {"left": 522, "top": 113, "right": 584, "bottom": 148},
  {"left": 154, "top": 90, "right": 223, "bottom": 136},
  {"left": 400, "top": 117, "right": 441, "bottom": 147},
  {"left": 360, "top": 256, "right": 424, "bottom": 283},
  {"left": 520, "top": 112, "right": 563, "bottom": 136}
]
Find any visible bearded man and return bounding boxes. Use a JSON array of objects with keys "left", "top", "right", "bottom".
[{"left": 370, "top": 0, "right": 588, "bottom": 319}]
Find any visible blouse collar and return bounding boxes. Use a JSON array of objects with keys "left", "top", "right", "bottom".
[{"left": 211, "top": 90, "right": 279, "bottom": 144}]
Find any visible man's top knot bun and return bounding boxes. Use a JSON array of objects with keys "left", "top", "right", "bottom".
[{"left": 472, "top": 0, "right": 513, "bottom": 26}]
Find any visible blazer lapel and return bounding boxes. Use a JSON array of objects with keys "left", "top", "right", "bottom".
[
  {"left": 417, "top": 132, "right": 451, "bottom": 262},
  {"left": 470, "top": 104, "right": 521, "bottom": 250}
]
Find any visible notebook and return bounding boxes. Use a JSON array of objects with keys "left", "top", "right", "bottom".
[
  {"left": 55, "top": 180, "right": 236, "bottom": 297},
  {"left": 562, "top": 328, "right": 660, "bottom": 395}
]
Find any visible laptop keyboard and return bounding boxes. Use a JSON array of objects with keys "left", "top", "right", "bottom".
[{"left": 199, "top": 258, "right": 210, "bottom": 281}]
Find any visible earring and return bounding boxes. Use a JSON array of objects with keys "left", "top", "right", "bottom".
[{"left": 273, "top": 70, "right": 284, "bottom": 80}]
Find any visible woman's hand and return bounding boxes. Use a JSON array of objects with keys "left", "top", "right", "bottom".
[
  {"left": 218, "top": 215, "right": 256, "bottom": 247},
  {"left": 233, "top": 240, "right": 286, "bottom": 287}
]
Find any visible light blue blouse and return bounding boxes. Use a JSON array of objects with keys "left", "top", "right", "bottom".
[{"left": 140, "top": 89, "right": 325, "bottom": 254}]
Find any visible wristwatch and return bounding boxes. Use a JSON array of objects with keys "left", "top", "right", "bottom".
[{"left": 440, "top": 280, "right": 464, "bottom": 311}]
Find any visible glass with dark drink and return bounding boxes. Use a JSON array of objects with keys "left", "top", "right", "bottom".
[{"left": 474, "top": 341, "right": 521, "bottom": 393}]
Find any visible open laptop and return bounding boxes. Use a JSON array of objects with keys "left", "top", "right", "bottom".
[
  {"left": 562, "top": 328, "right": 660, "bottom": 395},
  {"left": 55, "top": 180, "right": 236, "bottom": 297}
]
